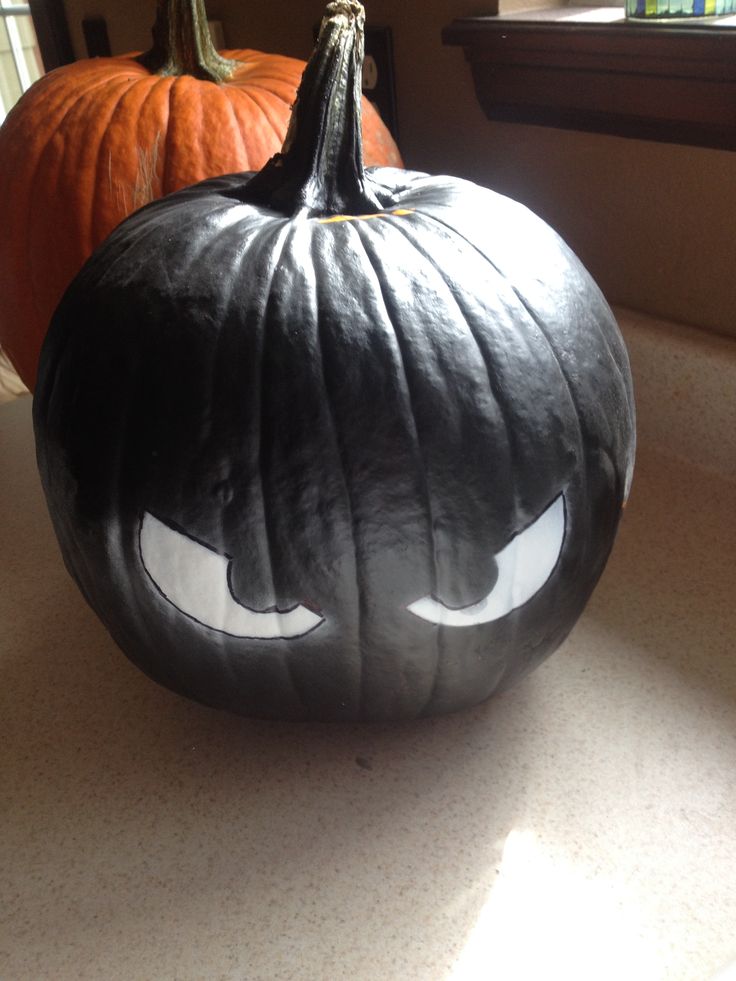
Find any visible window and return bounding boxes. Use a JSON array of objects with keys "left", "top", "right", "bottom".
[{"left": 0, "top": 2, "right": 43, "bottom": 123}]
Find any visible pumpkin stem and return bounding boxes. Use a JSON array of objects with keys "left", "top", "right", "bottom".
[
  {"left": 138, "top": 0, "right": 237, "bottom": 83},
  {"left": 242, "top": 0, "right": 382, "bottom": 217}
]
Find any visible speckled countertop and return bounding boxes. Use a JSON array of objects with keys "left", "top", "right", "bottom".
[{"left": 1, "top": 310, "right": 735, "bottom": 981}]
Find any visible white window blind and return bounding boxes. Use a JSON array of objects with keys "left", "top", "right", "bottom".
[{"left": 0, "top": 2, "right": 43, "bottom": 124}]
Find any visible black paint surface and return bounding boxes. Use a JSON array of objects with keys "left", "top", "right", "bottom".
[{"left": 33, "top": 166, "right": 635, "bottom": 721}]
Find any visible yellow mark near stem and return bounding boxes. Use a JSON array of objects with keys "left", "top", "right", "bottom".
[{"left": 318, "top": 209, "right": 415, "bottom": 224}]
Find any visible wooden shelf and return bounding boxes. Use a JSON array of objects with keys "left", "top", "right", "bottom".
[{"left": 442, "top": 8, "right": 736, "bottom": 149}]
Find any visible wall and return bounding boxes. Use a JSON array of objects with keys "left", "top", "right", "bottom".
[{"left": 61, "top": 0, "right": 736, "bottom": 339}]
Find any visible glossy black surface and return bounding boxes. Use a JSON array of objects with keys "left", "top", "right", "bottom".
[
  {"left": 33, "top": 2, "right": 635, "bottom": 721},
  {"left": 34, "top": 166, "right": 635, "bottom": 721}
]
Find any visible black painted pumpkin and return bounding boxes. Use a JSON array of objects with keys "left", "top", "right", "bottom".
[{"left": 33, "top": 1, "right": 635, "bottom": 722}]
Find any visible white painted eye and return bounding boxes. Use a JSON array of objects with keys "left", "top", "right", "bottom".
[
  {"left": 139, "top": 512, "right": 324, "bottom": 639},
  {"left": 407, "top": 494, "right": 565, "bottom": 627}
]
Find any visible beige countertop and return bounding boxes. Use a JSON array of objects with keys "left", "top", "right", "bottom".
[{"left": 1, "top": 323, "right": 735, "bottom": 980}]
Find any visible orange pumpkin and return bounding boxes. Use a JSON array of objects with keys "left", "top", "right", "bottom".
[{"left": 0, "top": 0, "right": 401, "bottom": 389}]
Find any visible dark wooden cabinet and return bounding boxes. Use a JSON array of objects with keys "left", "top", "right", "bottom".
[{"left": 443, "top": 9, "right": 736, "bottom": 149}]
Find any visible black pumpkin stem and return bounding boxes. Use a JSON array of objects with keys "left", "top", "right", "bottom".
[
  {"left": 242, "top": 1, "right": 382, "bottom": 217},
  {"left": 138, "top": 0, "right": 237, "bottom": 83}
]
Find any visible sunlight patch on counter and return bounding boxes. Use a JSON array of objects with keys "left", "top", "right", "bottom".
[{"left": 447, "top": 829, "right": 662, "bottom": 981}]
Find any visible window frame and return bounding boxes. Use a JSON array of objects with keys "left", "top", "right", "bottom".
[{"left": 27, "top": 0, "right": 73, "bottom": 71}]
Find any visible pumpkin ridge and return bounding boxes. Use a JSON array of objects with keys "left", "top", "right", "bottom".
[
  {"left": 158, "top": 75, "right": 206, "bottom": 190},
  {"left": 161, "top": 77, "right": 178, "bottom": 194},
  {"left": 5, "top": 64, "right": 115, "bottom": 138},
  {"left": 403, "top": 209, "right": 591, "bottom": 512},
  {"left": 252, "top": 221, "right": 311, "bottom": 710},
  {"left": 232, "top": 76, "right": 300, "bottom": 107},
  {"left": 88, "top": 80, "right": 151, "bottom": 249},
  {"left": 226, "top": 81, "right": 286, "bottom": 159},
  {"left": 190, "top": 77, "right": 211, "bottom": 184},
  {"left": 486, "top": 281, "right": 589, "bottom": 476},
  {"left": 138, "top": 75, "right": 175, "bottom": 196},
  {"left": 495, "top": 300, "right": 591, "bottom": 691},
  {"left": 128, "top": 76, "right": 175, "bottom": 213},
  {"left": 18, "top": 75, "right": 133, "bottom": 375},
  {"left": 383, "top": 213, "right": 522, "bottom": 475},
  {"left": 19, "top": 73, "right": 132, "bottom": 238},
  {"left": 52, "top": 75, "right": 140, "bottom": 260},
  {"left": 572, "top": 295, "right": 636, "bottom": 437},
  {"left": 349, "top": 221, "right": 443, "bottom": 715},
  {"left": 366, "top": 217, "right": 536, "bottom": 711},
  {"left": 581, "top": 304, "right": 636, "bottom": 446},
  {"left": 219, "top": 85, "right": 252, "bottom": 172},
  {"left": 372, "top": 216, "right": 527, "bottom": 711},
  {"left": 91, "top": 203, "right": 184, "bottom": 293},
  {"left": 308, "top": 230, "right": 366, "bottom": 716}
]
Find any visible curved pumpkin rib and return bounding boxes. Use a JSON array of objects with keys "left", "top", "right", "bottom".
[
  {"left": 405, "top": 211, "right": 587, "bottom": 510},
  {"left": 237, "top": 221, "right": 309, "bottom": 703},
  {"left": 231, "top": 79, "right": 296, "bottom": 109},
  {"left": 253, "top": 222, "right": 293, "bottom": 600},
  {"left": 111, "top": 79, "right": 168, "bottom": 218},
  {"left": 386, "top": 217, "right": 581, "bottom": 707},
  {"left": 228, "top": 84, "right": 289, "bottom": 154},
  {"left": 160, "top": 75, "right": 237, "bottom": 190},
  {"left": 62, "top": 76, "right": 138, "bottom": 260},
  {"left": 22, "top": 78, "right": 132, "bottom": 349},
  {"left": 521, "top": 307, "right": 592, "bottom": 511},
  {"left": 238, "top": 74, "right": 299, "bottom": 97},
  {"left": 227, "top": 50, "right": 303, "bottom": 83},
  {"left": 227, "top": 81, "right": 288, "bottom": 174},
  {"left": 347, "top": 220, "right": 443, "bottom": 713},
  {"left": 568, "top": 289, "right": 635, "bottom": 432},
  {"left": 88, "top": 80, "right": 155, "bottom": 249},
  {"left": 593, "top": 317, "right": 634, "bottom": 409},
  {"left": 138, "top": 75, "right": 174, "bottom": 200},
  {"left": 91, "top": 211, "right": 173, "bottom": 294},
  {"left": 503, "top": 297, "right": 589, "bottom": 570},
  {"left": 409, "top": 205, "right": 592, "bottom": 443},
  {"left": 387, "top": 214, "right": 520, "bottom": 465},
  {"left": 393, "top": 221, "right": 526, "bottom": 566},
  {"left": 354, "top": 217, "right": 525, "bottom": 709},
  {"left": 349, "top": 220, "right": 439, "bottom": 573},
  {"left": 219, "top": 85, "right": 252, "bottom": 173},
  {"left": 128, "top": 76, "right": 175, "bottom": 214},
  {"left": 426, "top": 192, "right": 634, "bottom": 446},
  {"left": 186, "top": 78, "right": 223, "bottom": 184},
  {"left": 13, "top": 72, "right": 122, "bottom": 274},
  {"left": 307, "top": 229, "right": 366, "bottom": 711},
  {"left": 392, "top": 216, "right": 571, "bottom": 528},
  {"left": 86, "top": 80, "right": 141, "bottom": 250},
  {"left": 160, "top": 78, "right": 179, "bottom": 195},
  {"left": 264, "top": 234, "right": 319, "bottom": 709},
  {"left": 181, "top": 78, "right": 215, "bottom": 186},
  {"left": 222, "top": 48, "right": 296, "bottom": 74}
]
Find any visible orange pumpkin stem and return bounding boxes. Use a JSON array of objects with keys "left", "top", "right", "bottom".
[{"left": 138, "top": 0, "right": 237, "bottom": 82}]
